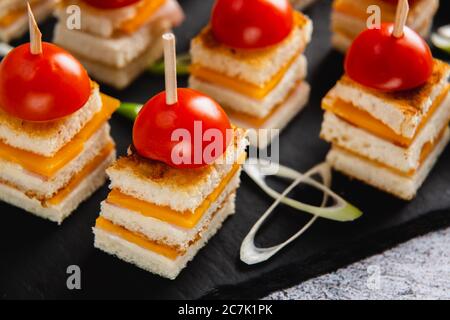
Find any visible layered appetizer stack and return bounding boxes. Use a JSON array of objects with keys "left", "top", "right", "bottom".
[
  {"left": 0, "top": 7, "right": 118, "bottom": 223},
  {"left": 54, "top": 0, "right": 184, "bottom": 89},
  {"left": 331, "top": 0, "right": 439, "bottom": 52},
  {"left": 0, "top": 0, "right": 58, "bottom": 42},
  {"left": 321, "top": 1, "right": 450, "bottom": 200},
  {"left": 94, "top": 34, "right": 248, "bottom": 279},
  {"left": 189, "top": 0, "right": 312, "bottom": 148}
]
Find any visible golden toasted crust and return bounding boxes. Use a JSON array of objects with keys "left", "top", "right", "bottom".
[
  {"left": 340, "top": 59, "right": 450, "bottom": 116},
  {"left": 110, "top": 127, "right": 246, "bottom": 189},
  {"left": 0, "top": 82, "right": 99, "bottom": 138},
  {"left": 193, "top": 11, "right": 310, "bottom": 64}
]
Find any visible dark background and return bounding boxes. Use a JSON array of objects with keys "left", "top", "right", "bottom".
[{"left": 1, "top": 0, "right": 450, "bottom": 299}]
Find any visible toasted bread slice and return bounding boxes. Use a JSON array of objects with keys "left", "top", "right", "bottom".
[
  {"left": 331, "top": 59, "right": 450, "bottom": 139},
  {"left": 321, "top": 89, "right": 450, "bottom": 172},
  {"left": 190, "top": 11, "right": 312, "bottom": 86},
  {"left": 332, "top": 10, "right": 434, "bottom": 44},
  {"left": 93, "top": 192, "right": 236, "bottom": 280},
  {"left": 73, "top": 37, "right": 163, "bottom": 89},
  {"left": 56, "top": 0, "right": 183, "bottom": 38},
  {"left": 189, "top": 54, "right": 307, "bottom": 118},
  {"left": 0, "top": 0, "right": 56, "bottom": 42},
  {"left": 107, "top": 128, "right": 248, "bottom": 213},
  {"left": 0, "top": 124, "right": 112, "bottom": 199},
  {"left": 53, "top": 21, "right": 161, "bottom": 68},
  {"left": 100, "top": 169, "right": 240, "bottom": 249},
  {"left": 326, "top": 127, "right": 450, "bottom": 200},
  {"left": 0, "top": 149, "right": 115, "bottom": 224},
  {"left": 333, "top": 0, "right": 439, "bottom": 28},
  {"left": 0, "top": 84, "right": 102, "bottom": 157}
]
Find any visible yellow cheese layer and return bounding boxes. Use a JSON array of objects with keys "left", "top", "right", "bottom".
[
  {"left": 119, "top": 0, "right": 166, "bottom": 34},
  {"left": 323, "top": 85, "right": 450, "bottom": 148},
  {"left": 189, "top": 52, "right": 301, "bottom": 100},
  {"left": 47, "top": 142, "right": 114, "bottom": 205},
  {"left": 336, "top": 125, "right": 447, "bottom": 177},
  {"left": 0, "top": 94, "right": 120, "bottom": 178},
  {"left": 106, "top": 156, "right": 244, "bottom": 229},
  {"left": 0, "top": 1, "right": 39, "bottom": 27},
  {"left": 95, "top": 217, "right": 180, "bottom": 260}
]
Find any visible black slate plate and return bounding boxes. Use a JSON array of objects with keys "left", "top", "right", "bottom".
[{"left": 1, "top": 0, "right": 450, "bottom": 300}]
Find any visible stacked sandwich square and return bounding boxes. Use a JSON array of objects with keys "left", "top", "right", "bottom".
[
  {"left": 0, "top": 83, "right": 119, "bottom": 223},
  {"left": 93, "top": 128, "right": 248, "bottom": 279},
  {"left": 0, "top": 0, "right": 57, "bottom": 42},
  {"left": 321, "top": 59, "right": 450, "bottom": 200},
  {"left": 331, "top": 0, "right": 439, "bottom": 52},
  {"left": 189, "top": 12, "right": 312, "bottom": 147},
  {"left": 53, "top": 0, "right": 184, "bottom": 89}
]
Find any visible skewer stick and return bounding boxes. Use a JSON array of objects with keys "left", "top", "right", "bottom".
[
  {"left": 27, "top": 2, "right": 42, "bottom": 54},
  {"left": 163, "top": 33, "right": 178, "bottom": 105},
  {"left": 393, "top": 0, "right": 409, "bottom": 38}
]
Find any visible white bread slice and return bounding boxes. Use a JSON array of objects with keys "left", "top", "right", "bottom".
[
  {"left": 331, "top": 60, "right": 450, "bottom": 139},
  {"left": 331, "top": 7, "right": 434, "bottom": 43},
  {"left": 189, "top": 54, "right": 307, "bottom": 118},
  {"left": 55, "top": 0, "right": 184, "bottom": 38},
  {"left": 332, "top": 0, "right": 438, "bottom": 31},
  {"left": 190, "top": 12, "right": 312, "bottom": 86},
  {"left": 53, "top": 22, "right": 157, "bottom": 68},
  {"left": 100, "top": 169, "right": 241, "bottom": 249},
  {"left": 0, "top": 124, "right": 112, "bottom": 199},
  {"left": 93, "top": 192, "right": 236, "bottom": 280},
  {"left": 0, "top": 85, "right": 101, "bottom": 157},
  {"left": 0, "top": 0, "right": 56, "bottom": 42},
  {"left": 73, "top": 37, "right": 164, "bottom": 89},
  {"left": 326, "top": 127, "right": 450, "bottom": 200},
  {"left": 321, "top": 92, "right": 450, "bottom": 173},
  {"left": 331, "top": 31, "right": 352, "bottom": 54},
  {"left": 0, "top": 149, "right": 115, "bottom": 224},
  {"left": 107, "top": 128, "right": 248, "bottom": 213},
  {"left": 229, "top": 82, "right": 310, "bottom": 149}
]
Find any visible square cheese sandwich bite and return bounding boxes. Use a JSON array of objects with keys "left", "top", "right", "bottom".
[
  {"left": 53, "top": 0, "right": 184, "bottom": 89},
  {"left": 189, "top": 1, "right": 312, "bottom": 148}
]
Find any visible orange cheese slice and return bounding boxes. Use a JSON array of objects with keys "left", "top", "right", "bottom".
[
  {"left": 46, "top": 142, "right": 115, "bottom": 206},
  {"left": 0, "top": 94, "right": 120, "bottom": 178},
  {"left": 323, "top": 85, "right": 450, "bottom": 148},
  {"left": 189, "top": 52, "right": 301, "bottom": 100},
  {"left": 106, "top": 157, "right": 244, "bottom": 229},
  {"left": 336, "top": 125, "right": 447, "bottom": 177},
  {"left": 95, "top": 216, "right": 180, "bottom": 260},
  {"left": 0, "top": 0, "right": 38, "bottom": 28},
  {"left": 119, "top": 0, "right": 166, "bottom": 34},
  {"left": 226, "top": 80, "right": 302, "bottom": 127}
]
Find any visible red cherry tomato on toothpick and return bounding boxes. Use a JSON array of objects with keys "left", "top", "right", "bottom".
[
  {"left": 0, "top": 42, "right": 91, "bottom": 121},
  {"left": 133, "top": 88, "right": 232, "bottom": 169},
  {"left": 211, "top": 0, "right": 294, "bottom": 49},
  {"left": 345, "top": 23, "right": 433, "bottom": 92},
  {"left": 82, "top": 0, "right": 140, "bottom": 9}
]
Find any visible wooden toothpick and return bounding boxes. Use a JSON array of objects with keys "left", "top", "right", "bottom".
[
  {"left": 27, "top": 2, "right": 42, "bottom": 54},
  {"left": 393, "top": 0, "right": 409, "bottom": 38},
  {"left": 163, "top": 33, "right": 178, "bottom": 105}
]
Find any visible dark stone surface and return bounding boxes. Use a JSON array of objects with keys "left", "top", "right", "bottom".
[{"left": 1, "top": 0, "right": 449, "bottom": 299}]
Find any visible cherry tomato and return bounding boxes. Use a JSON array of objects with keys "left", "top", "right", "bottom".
[
  {"left": 345, "top": 23, "right": 433, "bottom": 92},
  {"left": 82, "top": 0, "right": 140, "bottom": 9},
  {"left": 0, "top": 42, "right": 91, "bottom": 122},
  {"left": 133, "top": 88, "right": 232, "bottom": 169},
  {"left": 211, "top": 0, "right": 294, "bottom": 49}
]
